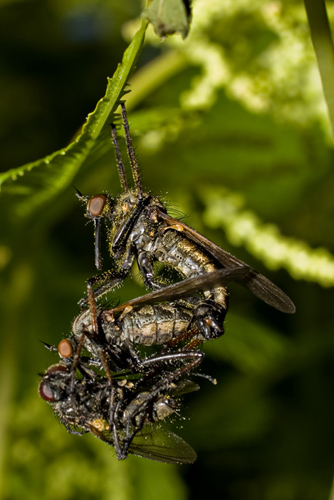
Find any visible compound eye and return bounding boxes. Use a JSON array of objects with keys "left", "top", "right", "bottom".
[
  {"left": 39, "top": 364, "right": 67, "bottom": 402},
  {"left": 88, "top": 195, "right": 106, "bottom": 217},
  {"left": 39, "top": 380, "right": 56, "bottom": 402},
  {"left": 46, "top": 364, "right": 68, "bottom": 375},
  {"left": 58, "top": 339, "right": 73, "bottom": 358}
]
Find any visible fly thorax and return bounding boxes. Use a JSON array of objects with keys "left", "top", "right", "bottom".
[
  {"left": 100, "top": 310, "right": 122, "bottom": 345},
  {"left": 130, "top": 204, "right": 162, "bottom": 246},
  {"left": 154, "top": 396, "right": 177, "bottom": 421},
  {"left": 72, "top": 310, "right": 94, "bottom": 339},
  {"left": 122, "top": 392, "right": 150, "bottom": 425},
  {"left": 107, "top": 191, "right": 144, "bottom": 254}
]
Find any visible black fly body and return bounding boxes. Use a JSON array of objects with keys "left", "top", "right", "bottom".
[{"left": 38, "top": 360, "right": 200, "bottom": 464}]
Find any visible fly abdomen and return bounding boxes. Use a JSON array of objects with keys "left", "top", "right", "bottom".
[
  {"left": 118, "top": 303, "right": 193, "bottom": 346},
  {"left": 153, "top": 230, "right": 228, "bottom": 309},
  {"left": 153, "top": 230, "right": 211, "bottom": 276}
]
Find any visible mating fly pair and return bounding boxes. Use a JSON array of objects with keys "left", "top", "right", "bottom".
[
  {"left": 40, "top": 102, "right": 295, "bottom": 463},
  {"left": 78, "top": 102, "right": 295, "bottom": 351}
]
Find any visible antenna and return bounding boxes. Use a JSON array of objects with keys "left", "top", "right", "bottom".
[
  {"left": 111, "top": 123, "right": 128, "bottom": 193},
  {"left": 120, "top": 102, "right": 143, "bottom": 198}
]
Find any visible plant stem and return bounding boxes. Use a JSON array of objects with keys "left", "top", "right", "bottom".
[{"left": 304, "top": 0, "right": 334, "bottom": 141}]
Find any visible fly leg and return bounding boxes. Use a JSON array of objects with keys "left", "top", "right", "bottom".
[
  {"left": 68, "top": 282, "right": 104, "bottom": 391},
  {"left": 78, "top": 270, "right": 128, "bottom": 308},
  {"left": 108, "top": 388, "right": 125, "bottom": 460},
  {"left": 139, "top": 350, "right": 204, "bottom": 371},
  {"left": 86, "top": 284, "right": 123, "bottom": 449},
  {"left": 158, "top": 325, "right": 203, "bottom": 353},
  {"left": 79, "top": 236, "right": 137, "bottom": 308},
  {"left": 80, "top": 283, "right": 126, "bottom": 454},
  {"left": 137, "top": 251, "right": 163, "bottom": 290}
]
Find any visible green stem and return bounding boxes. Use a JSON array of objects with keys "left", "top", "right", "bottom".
[{"left": 304, "top": 0, "right": 334, "bottom": 140}]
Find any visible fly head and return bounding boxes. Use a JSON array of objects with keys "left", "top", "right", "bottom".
[{"left": 39, "top": 364, "right": 70, "bottom": 403}]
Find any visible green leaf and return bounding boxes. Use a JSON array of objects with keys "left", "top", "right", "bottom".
[
  {"left": 0, "top": 20, "right": 148, "bottom": 220},
  {"left": 143, "top": 0, "right": 191, "bottom": 40}
]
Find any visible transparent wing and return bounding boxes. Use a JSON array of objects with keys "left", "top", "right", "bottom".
[
  {"left": 128, "top": 425, "right": 197, "bottom": 464},
  {"left": 109, "top": 267, "right": 249, "bottom": 313},
  {"left": 169, "top": 379, "right": 200, "bottom": 396},
  {"left": 89, "top": 422, "right": 197, "bottom": 464}
]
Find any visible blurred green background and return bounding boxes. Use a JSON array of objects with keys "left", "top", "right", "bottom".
[{"left": 1, "top": 0, "right": 334, "bottom": 499}]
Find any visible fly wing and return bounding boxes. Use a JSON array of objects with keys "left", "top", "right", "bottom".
[
  {"left": 89, "top": 422, "right": 197, "bottom": 464},
  {"left": 158, "top": 211, "right": 296, "bottom": 314},
  {"left": 128, "top": 425, "right": 197, "bottom": 464},
  {"left": 169, "top": 379, "right": 200, "bottom": 396},
  {"left": 109, "top": 267, "right": 249, "bottom": 313}
]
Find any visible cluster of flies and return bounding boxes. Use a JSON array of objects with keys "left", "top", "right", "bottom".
[{"left": 39, "top": 103, "right": 295, "bottom": 464}]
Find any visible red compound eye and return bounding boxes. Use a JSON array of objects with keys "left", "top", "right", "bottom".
[
  {"left": 39, "top": 364, "right": 67, "bottom": 402},
  {"left": 39, "top": 380, "right": 55, "bottom": 402},
  {"left": 58, "top": 339, "right": 73, "bottom": 358},
  {"left": 46, "top": 364, "right": 68, "bottom": 375},
  {"left": 88, "top": 195, "right": 106, "bottom": 216}
]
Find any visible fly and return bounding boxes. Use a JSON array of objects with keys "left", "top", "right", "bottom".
[
  {"left": 71, "top": 266, "right": 250, "bottom": 359},
  {"left": 39, "top": 363, "right": 199, "bottom": 463}
]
